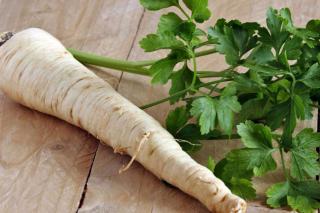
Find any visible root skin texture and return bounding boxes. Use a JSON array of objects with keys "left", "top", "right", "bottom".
[{"left": 0, "top": 28, "right": 246, "bottom": 213}]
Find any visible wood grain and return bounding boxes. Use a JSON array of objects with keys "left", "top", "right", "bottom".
[
  {"left": 0, "top": 91, "right": 97, "bottom": 212},
  {"left": 0, "top": 0, "right": 143, "bottom": 212}
]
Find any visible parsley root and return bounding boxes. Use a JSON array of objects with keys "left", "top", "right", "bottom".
[{"left": 0, "top": 28, "right": 246, "bottom": 213}]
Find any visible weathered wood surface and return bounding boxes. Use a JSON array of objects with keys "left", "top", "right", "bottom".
[{"left": 0, "top": 0, "right": 318, "bottom": 213}]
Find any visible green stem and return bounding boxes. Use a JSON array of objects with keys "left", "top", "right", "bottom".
[
  {"left": 279, "top": 147, "right": 289, "bottom": 180},
  {"left": 191, "top": 53, "right": 197, "bottom": 88},
  {"left": 195, "top": 48, "right": 217, "bottom": 57},
  {"left": 68, "top": 48, "right": 152, "bottom": 75},
  {"left": 140, "top": 78, "right": 232, "bottom": 109},
  {"left": 68, "top": 48, "right": 217, "bottom": 72},
  {"left": 69, "top": 47, "right": 228, "bottom": 79},
  {"left": 194, "top": 41, "right": 213, "bottom": 49},
  {"left": 197, "top": 68, "right": 233, "bottom": 78},
  {"left": 176, "top": 5, "right": 191, "bottom": 20}
]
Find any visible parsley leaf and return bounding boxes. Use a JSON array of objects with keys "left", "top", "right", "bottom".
[
  {"left": 207, "top": 156, "right": 215, "bottom": 172},
  {"left": 169, "top": 65, "right": 200, "bottom": 103},
  {"left": 287, "top": 195, "right": 320, "bottom": 213},
  {"left": 262, "top": 8, "right": 289, "bottom": 53},
  {"left": 240, "top": 98, "right": 271, "bottom": 121},
  {"left": 237, "top": 121, "right": 273, "bottom": 149},
  {"left": 166, "top": 106, "right": 189, "bottom": 135},
  {"left": 267, "top": 180, "right": 320, "bottom": 213},
  {"left": 158, "top": 13, "right": 183, "bottom": 34},
  {"left": 140, "top": 32, "right": 185, "bottom": 52},
  {"left": 177, "top": 21, "right": 196, "bottom": 42},
  {"left": 266, "top": 181, "right": 290, "bottom": 208},
  {"left": 140, "top": 0, "right": 178, "bottom": 10},
  {"left": 229, "top": 177, "right": 256, "bottom": 200},
  {"left": 149, "top": 57, "right": 178, "bottom": 84},
  {"left": 182, "top": 0, "right": 211, "bottom": 23},
  {"left": 190, "top": 97, "right": 217, "bottom": 134},
  {"left": 214, "top": 159, "right": 256, "bottom": 199},
  {"left": 300, "top": 63, "right": 320, "bottom": 89},
  {"left": 290, "top": 128, "right": 320, "bottom": 180},
  {"left": 247, "top": 44, "right": 275, "bottom": 64},
  {"left": 228, "top": 121, "right": 276, "bottom": 175},
  {"left": 279, "top": 8, "right": 319, "bottom": 48},
  {"left": 208, "top": 19, "right": 259, "bottom": 65},
  {"left": 216, "top": 95, "right": 241, "bottom": 136}
]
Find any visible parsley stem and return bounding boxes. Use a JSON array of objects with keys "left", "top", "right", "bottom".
[
  {"left": 140, "top": 78, "right": 231, "bottom": 109},
  {"left": 195, "top": 48, "right": 217, "bottom": 57},
  {"left": 176, "top": 5, "right": 191, "bottom": 20},
  {"left": 279, "top": 147, "right": 289, "bottom": 180},
  {"left": 68, "top": 48, "right": 152, "bottom": 74},
  {"left": 197, "top": 68, "right": 234, "bottom": 78},
  {"left": 68, "top": 48, "right": 217, "bottom": 74},
  {"left": 68, "top": 47, "right": 230, "bottom": 79},
  {"left": 191, "top": 53, "right": 197, "bottom": 88},
  {"left": 194, "top": 41, "right": 213, "bottom": 49}
]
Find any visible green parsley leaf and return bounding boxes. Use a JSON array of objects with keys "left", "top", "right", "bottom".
[
  {"left": 229, "top": 177, "right": 256, "bottom": 200},
  {"left": 140, "top": 32, "right": 185, "bottom": 52},
  {"left": 182, "top": 0, "right": 211, "bottom": 23},
  {"left": 176, "top": 124, "right": 222, "bottom": 141},
  {"left": 166, "top": 106, "right": 189, "bottom": 135},
  {"left": 281, "top": 98, "right": 297, "bottom": 148},
  {"left": 282, "top": 36, "right": 302, "bottom": 60},
  {"left": 190, "top": 97, "right": 217, "bottom": 134},
  {"left": 220, "top": 121, "right": 277, "bottom": 177},
  {"left": 237, "top": 121, "right": 273, "bottom": 149},
  {"left": 140, "top": 0, "right": 178, "bottom": 10},
  {"left": 266, "top": 181, "right": 290, "bottom": 208},
  {"left": 150, "top": 57, "right": 178, "bottom": 84},
  {"left": 208, "top": 19, "right": 258, "bottom": 65},
  {"left": 175, "top": 139, "right": 202, "bottom": 153},
  {"left": 287, "top": 195, "right": 320, "bottom": 213},
  {"left": 169, "top": 65, "right": 200, "bottom": 103},
  {"left": 207, "top": 156, "right": 215, "bottom": 172},
  {"left": 225, "top": 147, "right": 277, "bottom": 178},
  {"left": 306, "top": 19, "right": 320, "bottom": 33},
  {"left": 290, "top": 128, "right": 320, "bottom": 180},
  {"left": 279, "top": 8, "right": 318, "bottom": 48},
  {"left": 216, "top": 96, "right": 241, "bottom": 136},
  {"left": 177, "top": 21, "right": 196, "bottom": 42},
  {"left": 157, "top": 13, "right": 183, "bottom": 34},
  {"left": 214, "top": 159, "right": 256, "bottom": 199},
  {"left": 240, "top": 98, "right": 271, "bottom": 121},
  {"left": 247, "top": 44, "right": 275, "bottom": 64},
  {"left": 267, "top": 180, "right": 320, "bottom": 213},
  {"left": 300, "top": 63, "right": 320, "bottom": 89},
  {"left": 266, "top": 100, "right": 290, "bottom": 130},
  {"left": 263, "top": 8, "right": 289, "bottom": 53}
]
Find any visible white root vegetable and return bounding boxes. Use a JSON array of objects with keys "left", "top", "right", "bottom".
[{"left": 0, "top": 28, "right": 246, "bottom": 213}]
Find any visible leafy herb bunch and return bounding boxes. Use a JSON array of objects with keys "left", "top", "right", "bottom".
[
  {"left": 139, "top": 1, "right": 320, "bottom": 212},
  {"left": 68, "top": 0, "right": 320, "bottom": 212}
]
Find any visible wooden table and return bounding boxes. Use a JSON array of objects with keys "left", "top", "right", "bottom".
[{"left": 0, "top": 0, "right": 319, "bottom": 212}]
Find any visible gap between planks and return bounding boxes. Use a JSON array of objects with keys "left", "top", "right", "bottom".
[
  {"left": 116, "top": 8, "right": 146, "bottom": 91},
  {"left": 75, "top": 8, "right": 146, "bottom": 212}
]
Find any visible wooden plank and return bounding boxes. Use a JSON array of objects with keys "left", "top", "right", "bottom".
[
  {"left": 82, "top": 0, "right": 320, "bottom": 212},
  {"left": 0, "top": 91, "right": 97, "bottom": 212},
  {"left": 0, "top": 0, "right": 144, "bottom": 212}
]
